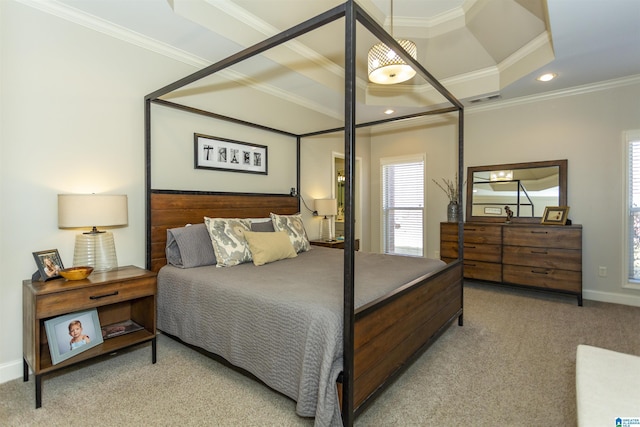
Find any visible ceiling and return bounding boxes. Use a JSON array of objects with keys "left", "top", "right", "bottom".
[{"left": 32, "top": 0, "right": 640, "bottom": 134}]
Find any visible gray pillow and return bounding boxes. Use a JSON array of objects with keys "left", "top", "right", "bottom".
[
  {"left": 166, "top": 223, "right": 216, "bottom": 268},
  {"left": 250, "top": 220, "right": 275, "bottom": 232}
]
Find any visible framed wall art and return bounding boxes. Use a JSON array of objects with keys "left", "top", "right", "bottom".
[
  {"left": 541, "top": 206, "right": 570, "bottom": 225},
  {"left": 194, "top": 133, "right": 268, "bottom": 175},
  {"left": 32, "top": 249, "right": 64, "bottom": 281},
  {"left": 44, "top": 309, "right": 103, "bottom": 365}
]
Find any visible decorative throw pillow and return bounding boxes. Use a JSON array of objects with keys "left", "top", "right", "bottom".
[
  {"left": 243, "top": 231, "right": 297, "bottom": 266},
  {"left": 204, "top": 217, "right": 252, "bottom": 267},
  {"left": 270, "top": 212, "right": 310, "bottom": 253},
  {"left": 249, "top": 218, "right": 275, "bottom": 232},
  {"left": 166, "top": 223, "right": 217, "bottom": 268}
]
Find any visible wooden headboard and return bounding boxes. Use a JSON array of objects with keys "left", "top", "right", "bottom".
[{"left": 149, "top": 191, "right": 299, "bottom": 272}]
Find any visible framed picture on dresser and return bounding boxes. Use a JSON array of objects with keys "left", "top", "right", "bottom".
[{"left": 541, "top": 206, "right": 570, "bottom": 225}]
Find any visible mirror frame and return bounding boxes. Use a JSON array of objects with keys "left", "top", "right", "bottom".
[{"left": 465, "top": 159, "right": 568, "bottom": 223}]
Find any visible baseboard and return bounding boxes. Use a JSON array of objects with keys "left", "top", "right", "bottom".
[
  {"left": 583, "top": 290, "right": 640, "bottom": 307},
  {"left": 0, "top": 359, "right": 25, "bottom": 384}
]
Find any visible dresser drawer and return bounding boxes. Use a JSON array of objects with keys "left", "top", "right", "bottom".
[
  {"left": 503, "top": 226, "right": 581, "bottom": 249},
  {"left": 463, "top": 260, "right": 501, "bottom": 282},
  {"left": 440, "top": 240, "right": 459, "bottom": 259},
  {"left": 464, "top": 243, "right": 501, "bottom": 263},
  {"left": 503, "top": 246, "right": 581, "bottom": 271},
  {"left": 36, "top": 277, "right": 157, "bottom": 319},
  {"left": 503, "top": 264, "right": 581, "bottom": 293},
  {"left": 463, "top": 224, "right": 502, "bottom": 245},
  {"left": 440, "top": 223, "right": 458, "bottom": 242}
]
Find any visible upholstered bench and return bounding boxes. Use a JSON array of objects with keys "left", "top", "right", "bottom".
[{"left": 576, "top": 344, "right": 640, "bottom": 426}]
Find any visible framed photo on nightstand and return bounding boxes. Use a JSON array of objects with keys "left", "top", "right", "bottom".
[
  {"left": 44, "top": 309, "right": 103, "bottom": 365},
  {"left": 32, "top": 249, "right": 64, "bottom": 281}
]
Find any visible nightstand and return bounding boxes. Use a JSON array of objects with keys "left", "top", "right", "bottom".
[
  {"left": 310, "top": 239, "right": 360, "bottom": 251},
  {"left": 23, "top": 265, "right": 157, "bottom": 408}
]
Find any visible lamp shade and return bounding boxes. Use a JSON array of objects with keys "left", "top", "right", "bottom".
[
  {"left": 58, "top": 194, "right": 128, "bottom": 229},
  {"left": 368, "top": 39, "right": 417, "bottom": 85},
  {"left": 315, "top": 199, "right": 337, "bottom": 217}
]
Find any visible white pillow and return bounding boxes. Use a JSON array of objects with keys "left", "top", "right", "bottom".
[
  {"left": 269, "top": 212, "right": 310, "bottom": 253},
  {"left": 204, "top": 217, "right": 252, "bottom": 267}
]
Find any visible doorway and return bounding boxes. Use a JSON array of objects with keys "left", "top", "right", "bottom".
[{"left": 332, "top": 152, "right": 362, "bottom": 242}]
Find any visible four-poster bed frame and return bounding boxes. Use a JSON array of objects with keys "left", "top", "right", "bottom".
[{"left": 144, "top": 1, "right": 464, "bottom": 425}]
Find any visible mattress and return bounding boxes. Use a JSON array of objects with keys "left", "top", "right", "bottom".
[{"left": 157, "top": 246, "right": 445, "bottom": 426}]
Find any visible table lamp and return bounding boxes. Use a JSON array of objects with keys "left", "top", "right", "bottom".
[
  {"left": 315, "top": 198, "right": 337, "bottom": 242},
  {"left": 58, "top": 194, "right": 128, "bottom": 271}
]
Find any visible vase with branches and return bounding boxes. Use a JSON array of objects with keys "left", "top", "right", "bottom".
[{"left": 433, "top": 174, "right": 460, "bottom": 222}]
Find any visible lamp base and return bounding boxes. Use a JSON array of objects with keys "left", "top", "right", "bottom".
[
  {"left": 73, "top": 231, "right": 118, "bottom": 272},
  {"left": 320, "top": 216, "right": 334, "bottom": 242}
]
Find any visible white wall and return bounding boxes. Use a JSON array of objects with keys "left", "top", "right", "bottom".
[
  {"left": 151, "top": 106, "right": 296, "bottom": 193},
  {"left": 0, "top": 1, "right": 194, "bottom": 383}
]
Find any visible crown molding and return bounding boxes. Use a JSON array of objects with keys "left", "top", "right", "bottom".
[
  {"left": 16, "top": 0, "right": 210, "bottom": 68},
  {"left": 467, "top": 74, "right": 640, "bottom": 114},
  {"left": 369, "top": 74, "right": 640, "bottom": 133},
  {"left": 16, "top": 0, "right": 342, "bottom": 121}
]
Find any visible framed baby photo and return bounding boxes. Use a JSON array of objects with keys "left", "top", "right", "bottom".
[
  {"left": 32, "top": 249, "right": 64, "bottom": 281},
  {"left": 541, "top": 206, "right": 570, "bottom": 225},
  {"left": 45, "top": 309, "right": 103, "bottom": 365}
]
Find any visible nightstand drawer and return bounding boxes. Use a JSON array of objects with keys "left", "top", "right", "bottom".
[{"left": 36, "top": 277, "right": 156, "bottom": 319}]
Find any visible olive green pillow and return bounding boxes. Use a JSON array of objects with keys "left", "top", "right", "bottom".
[{"left": 243, "top": 231, "right": 297, "bottom": 266}]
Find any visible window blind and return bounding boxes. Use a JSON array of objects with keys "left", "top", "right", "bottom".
[
  {"left": 628, "top": 138, "right": 640, "bottom": 280},
  {"left": 381, "top": 158, "right": 424, "bottom": 256}
]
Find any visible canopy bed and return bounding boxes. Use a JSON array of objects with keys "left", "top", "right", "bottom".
[{"left": 144, "top": 1, "right": 464, "bottom": 426}]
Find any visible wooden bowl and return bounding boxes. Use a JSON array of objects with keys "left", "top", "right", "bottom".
[{"left": 59, "top": 266, "right": 94, "bottom": 281}]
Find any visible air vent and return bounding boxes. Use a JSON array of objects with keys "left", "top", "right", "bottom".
[{"left": 468, "top": 94, "right": 502, "bottom": 104}]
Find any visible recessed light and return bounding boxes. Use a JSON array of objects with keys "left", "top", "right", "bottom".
[
  {"left": 537, "top": 73, "right": 557, "bottom": 82},
  {"left": 384, "top": 109, "right": 394, "bottom": 115}
]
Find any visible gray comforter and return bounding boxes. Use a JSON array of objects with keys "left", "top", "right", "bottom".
[{"left": 157, "top": 246, "right": 445, "bottom": 426}]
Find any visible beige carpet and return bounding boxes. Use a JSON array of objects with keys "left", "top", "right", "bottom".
[{"left": 2, "top": 282, "right": 639, "bottom": 426}]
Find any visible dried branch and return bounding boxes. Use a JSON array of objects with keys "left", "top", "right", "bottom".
[{"left": 432, "top": 173, "right": 459, "bottom": 203}]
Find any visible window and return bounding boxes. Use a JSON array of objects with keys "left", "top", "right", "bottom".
[
  {"left": 626, "top": 130, "right": 640, "bottom": 284},
  {"left": 381, "top": 155, "right": 425, "bottom": 256}
]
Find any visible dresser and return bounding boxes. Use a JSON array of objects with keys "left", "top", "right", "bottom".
[{"left": 440, "top": 222, "right": 582, "bottom": 305}]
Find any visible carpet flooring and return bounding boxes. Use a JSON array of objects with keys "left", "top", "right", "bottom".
[{"left": 2, "top": 282, "right": 639, "bottom": 426}]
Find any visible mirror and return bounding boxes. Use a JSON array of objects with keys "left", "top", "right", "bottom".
[{"left": 466, "top": 159, "right": 567, "bottom": 223}]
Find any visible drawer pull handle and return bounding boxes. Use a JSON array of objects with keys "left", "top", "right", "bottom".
[
  {"left": 531, "top": 270, "right": 549, "bottom": 275},
  {"left": 531, "top": 231, "right": 548, "bottom": 234},
  {"left": 465, "top": 228, "right": 476, "bottom": 231},
  {"left": 531, "top": 250, "right": 548, "bottom": 254},
  {"left": 464, "top": 245, "right": 476, "bottom": 249},
  {"left": 90, "top": 291, "right": 119, "bottom": 300}
]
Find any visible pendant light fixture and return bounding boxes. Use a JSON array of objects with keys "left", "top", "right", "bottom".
[{"left": 368, "top": 0, "right": 417, "bottom": 85}]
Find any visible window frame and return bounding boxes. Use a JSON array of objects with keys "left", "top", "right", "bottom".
[
  {"left": 623, "top": 129, "right": 640, "bottom": 289},
  {"left": 380, "top": 154, "right": 426, "bottom": 257}
]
